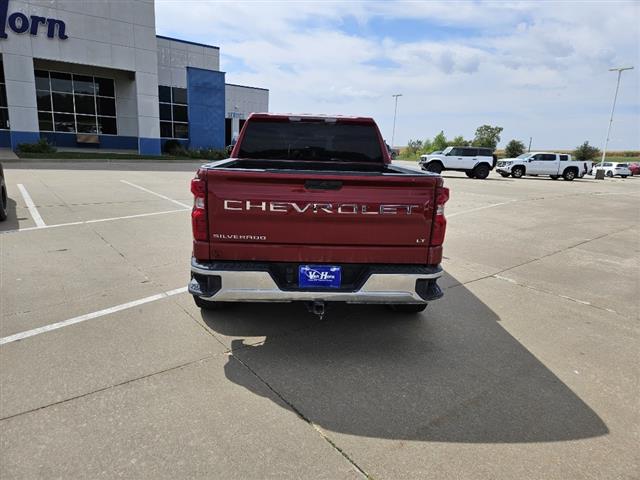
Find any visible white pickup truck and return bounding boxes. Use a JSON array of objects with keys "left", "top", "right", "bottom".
[{"left": 496, "top": 152, "right": 591, "bottom": 181}]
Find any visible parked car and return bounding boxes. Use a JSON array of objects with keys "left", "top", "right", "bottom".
[
  {"left": 385, "top": 142, "right": 398, "bottom": 160},
  {"left": 627, "top": 162, "right": 640, "bottom": 176},
  {"left": 593, "top": 162, "right": 631, "bottom": 178},
  {"left": 419, "top": 146, "right": 497, "bottom": 179},
  {"left": 496, "top": 152, "right": 590, "bottom": 181},
  {"left": 189, "top": 113, "right": 450, "bottom": 317},
  {"left": 0, "top": 163, "right": 7, "bottom": 221}
]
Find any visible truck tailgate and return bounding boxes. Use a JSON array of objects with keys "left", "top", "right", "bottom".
[{"left": 204, "top": 169, "right": 440, "bottom": 264}]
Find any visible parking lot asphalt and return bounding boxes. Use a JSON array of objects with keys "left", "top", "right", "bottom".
[{"left": 0, "top": 160, "right": 638, "bottom": 479}]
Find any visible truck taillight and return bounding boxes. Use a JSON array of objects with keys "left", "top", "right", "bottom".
[
  {"left": 430, "top": 186, "right": 449, "bottom": 247},
  {"left": 191, "top": 178, "right": 208, "bottom": 242}
]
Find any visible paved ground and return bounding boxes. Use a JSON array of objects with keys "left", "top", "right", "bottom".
[{"left": 0, "top": 160, "right": 638, "bottom": 479}]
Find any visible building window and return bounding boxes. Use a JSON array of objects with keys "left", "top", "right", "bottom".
[
  {"left": 159, "top": 85, "right": 188, "bottom": 139},
  {"left": 35, "top": 70, "right": 117, "bottom": 135},
  {"left": 0, "top": 60, "right": 9, "bottom": 130}
]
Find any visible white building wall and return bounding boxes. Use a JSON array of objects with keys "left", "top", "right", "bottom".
[
  {"left": 224, "top": 84, "right": 269, "bottom": 139},
  {"left": 156, "top": 37, "right": 219, "bottom": 88},
  {"left": 225, "top": 84, "right": 268, "bottom": 118},
  {"left": 0, "top": 0, "right": 159, "bottom": 141}
]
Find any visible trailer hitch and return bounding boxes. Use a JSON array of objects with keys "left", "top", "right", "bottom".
[{"left": 306, "top": 301, "right": 326, "bottom": 320}]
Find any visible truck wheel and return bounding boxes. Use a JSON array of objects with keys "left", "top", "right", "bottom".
[
  {"left": 473, "top": 164, "right": 490, "bottom": 179},
  {"left": 465, "top": 171, "right": 475, "bottom": 178},
  {"left": 193, "top": 295, "right": 226, "bottom": 310},
  {"left": 512, "top": 166, "right": 525, "bottom": 178},
  {"left": 550, "top": 175, "right": 559, "bottom": 180},
  {"left": 388, "top": 304, "right": 427, "bottom": 313},
  {"left": 499, "top": 172, "right": 510, "bottom": 178},
  {"left": 0, "top": 177, "right": 7, "bottom": 221},
  {"left": 425, "top": 162, "right": 443, "bottom": 174},
  {"left": 563, "top": 169, "right": 576, "bottom": 181}
]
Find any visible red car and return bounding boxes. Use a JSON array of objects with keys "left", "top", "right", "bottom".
[
  {"left": 628, "top": 163, "right": 640, "bottom": 176},
  {"left": 189, "top": 113, "right": 449, "bottom": 316}
]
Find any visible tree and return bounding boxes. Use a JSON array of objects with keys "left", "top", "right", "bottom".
[
  {"left": 451, "top": 135, "right": 470, "bottom": 147},
  {"left": 402, "top": 139, "right": 423, "bottom": 158},
  {"left": 505, "top": 139, "right": 526, "bottom": 158},
  {"left": 573, "top": 141, "right": 601, "bottom": 161},
  {"left": 432, "top": 131, "right": 448, "bottom": 152},
  {"left": 418, "top": 139, "right": 433, "bottom": 156},
  {"left": 472, "top": 125, "right": 503, "bottom": 150}
]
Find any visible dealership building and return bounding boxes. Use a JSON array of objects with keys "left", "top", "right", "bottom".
[{"left": 0, "top": 0, "right": 268, "bottom": 154}]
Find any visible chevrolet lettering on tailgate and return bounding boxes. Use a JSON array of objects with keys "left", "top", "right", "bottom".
[{"left": 223, "top": 200, "right": 422, "bottom": 215}]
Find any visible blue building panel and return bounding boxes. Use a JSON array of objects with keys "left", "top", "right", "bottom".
[
  {"left": 187, "top": 67, "right": 225, "bottom": 149},
  {"left": 10, "top": 131, "right": 40, "bottom": 150},
  {"left": 0, "top": 130, "right": 10, "bottom": 148},
  {"left": 139, "top": 137, "right": 162, "bottom": 155},
  {"left": 40, "top": 132, "right": 138, "bottom": 150}
]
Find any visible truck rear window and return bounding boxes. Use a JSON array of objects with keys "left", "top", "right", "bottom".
[{"left": 237, "top": 120, "right": 384, "bottom": 163}]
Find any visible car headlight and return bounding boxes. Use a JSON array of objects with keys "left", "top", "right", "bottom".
[{"left": 504, "top": 161, "right": 512, "bottom": 166}]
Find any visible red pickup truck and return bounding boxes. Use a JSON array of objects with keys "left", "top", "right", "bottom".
[{"left": 189, "top": 113, "right": 449, "bottom": 316}]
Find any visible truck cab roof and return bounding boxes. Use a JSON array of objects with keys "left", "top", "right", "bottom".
[{"left": 248, "top": 112, "right": 376, "bottom": 124}]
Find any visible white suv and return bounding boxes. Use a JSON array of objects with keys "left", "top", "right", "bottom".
[
  {"left": 593, "top": 162, "right": 631, "bottom": 178},
  {"left": 420, "top": 146, "right": 497, "bottom": 179}
]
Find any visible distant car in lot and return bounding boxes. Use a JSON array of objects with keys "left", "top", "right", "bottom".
[
  {"left": 496, "top": 152, "right": 590, "bottom": 181},
  {"left": 627, "top": 162, "right": 640, "bottom": 176},
  {"left": 419, "top": 146, "right": 497, "bottom": 179},
  {"left": 0, "top": 163, "right": 7, "bottom": 221},
  {"left": 593, "top": 162, "right": 631, "bottom": 178}
]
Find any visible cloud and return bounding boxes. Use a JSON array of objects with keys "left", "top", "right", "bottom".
[{"left": 155, "top": 0, "right": 640, "bottom": 149}]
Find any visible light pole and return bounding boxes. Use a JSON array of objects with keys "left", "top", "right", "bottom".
[
  {"left": 391, "top": 94, "right": 402, "bottom": 148},
  {"left": 601, "top": 66, "right": 634, "bottom": 165}
]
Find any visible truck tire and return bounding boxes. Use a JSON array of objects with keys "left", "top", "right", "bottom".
[
  {"left": 465, "top": 171, "right": 475, "bottom": 178},
  {"left": 563, "top": 168, "right": 577, "bottom": 181},
  {"left": 473, "top": 164, "right": 490, "bottom": 179},
  {"left": 193, "top": 295, "right": 226, "bottom": 310},
  {"left": 0, "top": 177, "right": 7, "bottom": 221},
  {"left": 512, "top": 166, "right": 525, "bottom": 178},
  {"left": 388, "top": 304, "right": 428, "bottom": 313},
  {"left": 550, "top": 175, "right": 559, "bottom": 180},
  {"left": 425, "top": 162, "right": 443, "bottom": 174}
]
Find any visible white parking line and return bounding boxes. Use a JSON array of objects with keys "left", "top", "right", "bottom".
[
  {"left": 0, "top": 208, "right": 189, "bottom": 235},
  {"left": 0, "top": 287, "right": 188, "bottom": 346},
  {"left": 120, "top": 180, "right": 191, "bottom": 209},
  {"left": 447, "top": 201, "right": 515, "bottom": 218},
  {"left": 16, "top": 184, "right": 46, "bottom": 228}
]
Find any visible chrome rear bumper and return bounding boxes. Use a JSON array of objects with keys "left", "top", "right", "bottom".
[{"left": 190, "top": 259, "right": 443, "bottom": 304}]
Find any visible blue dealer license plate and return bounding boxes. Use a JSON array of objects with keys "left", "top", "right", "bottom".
[{"left": 299, "top": 265, "right": 342, "bottom": 288}]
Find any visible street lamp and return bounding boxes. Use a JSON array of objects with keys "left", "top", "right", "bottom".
[
  {"left": 391, "top": 94, "right": 402, "bottom": 148},
  {"left": 600, "top": 66, "right": 634, "bottom": 165}
]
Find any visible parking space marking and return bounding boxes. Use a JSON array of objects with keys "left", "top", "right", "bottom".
[
  {"left": 448, "top": 201, "right": 515, "bottom": 218},
  {"left": 16, "top": 184, "right": 46, "bottom": 228},
  {"left": 0, "top": 208, "right": 189, "bottom": 235},
  {"left": 120, "top": 180, "right": 191, "bottom": 209},
  {"left": 0, "top": 287, "right": 188, "bottom": 346}
]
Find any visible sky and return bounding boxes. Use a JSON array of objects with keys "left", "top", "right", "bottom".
[{"left": 155, "top": 0, "right": 640, "bottom": 150}]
